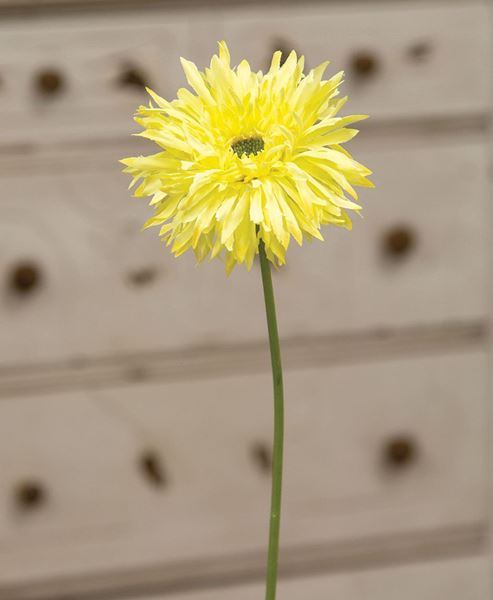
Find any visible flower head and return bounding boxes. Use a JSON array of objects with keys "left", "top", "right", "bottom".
[{"left": 121, "top": 41, "right": 373, "bottom": 273}]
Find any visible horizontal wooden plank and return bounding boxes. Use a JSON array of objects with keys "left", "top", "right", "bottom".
[
  {"left": 0, "top": 135, "right": 489, "bottom": 367},
  {"left": 127, "top": 556, "right": 490, "bottom": 600},
  {"left": 0, "top": 350, "right": 487, "bottom": 588},
  {"left": 0, "top": 1, "right": 489, "bottom": 147},
  {"left": 208, "top": 1, "right": 491, "bottom": 121},
  {"left": 0, "top": 321, "right": 485, "bottom": 399},
  {"left": 0, "top": 535, "right": 487, "bottom": 600}
]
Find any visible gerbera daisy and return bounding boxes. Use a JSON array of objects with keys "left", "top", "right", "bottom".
[{"left": 121, "top": 41, "right": 373, "bottom": 272}]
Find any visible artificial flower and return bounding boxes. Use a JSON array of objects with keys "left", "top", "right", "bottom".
[{"left": 122, "top": 41, "right": 373, "bottom": 273}]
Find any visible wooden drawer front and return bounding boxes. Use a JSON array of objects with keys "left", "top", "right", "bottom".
[
  {"left": 0, "top": 351, "right": 486, "bottom": 583},
  {"left": 219, "top": 1, "right": 490, "bottom": 122},
  {"left": 0, "top": 137, "right": 487, "bottom": 366},
  {"left": 0, "top": 13, "right": 188, "bottom": 146},
  {"left": 0, "top": 1, "right": 488, "bottom": 149},
  {"left": 129, "top": 557, "right": 490, "bottom": 600}
]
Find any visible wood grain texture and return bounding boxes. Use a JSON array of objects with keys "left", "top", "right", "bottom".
[
  {"left": 0, "top": 350, "right": 487, "bottom": 587},
  {"left": 0, "top": 1, "right": 488, "bottom": 147},
  {"left": 0, "top": 11, "right": 189, "bottom": 147},
  {"left": 0, "top": 527, "right": 486, "bottom": 599},
  {"left": 218, "top": 1, "right": 490, "bottom": 121},
  {"left": 0, "top": 135, "right": 488, "bottom": 367},
  {"left": 125, "top": 556, "right": 490, "bottom": 600},
  {"left": 0, "top": 320, "right": 484, "bottom": 399},
  {"left": 0, "top": 0, "right": 490, "bottom": 596}
]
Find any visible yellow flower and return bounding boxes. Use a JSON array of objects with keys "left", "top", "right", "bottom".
[{"left": 121, "top": 41, "right": 373, "bottom": 273}]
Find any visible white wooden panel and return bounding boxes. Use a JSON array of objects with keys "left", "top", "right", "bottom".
[
  {"left": 0, "top": 12, "right": 189, "bottom": 146},
  {"left": 0, "top": 1, "right": 489, "bottom": 149},
  {"left": 0, "top": 351, "right": 486, "bottom": 583},
  {"left": 127, "top": 557, "right": 490, "bottom": 600},
  {"left": 0, "top": 136, "right": 488, "bottom": 366},
  {"left": 218, "top": 1, "right": 490, "bottom": 121}
]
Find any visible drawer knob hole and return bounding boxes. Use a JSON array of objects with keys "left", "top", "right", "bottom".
[
  {"left": 351, "top": 51, "right": 379, "bottom": 77},
  {"left": 36, "top": 69, "right": 65, "bottom": 96},
  {"left": 9, "top": 262, "right": 42, "bottom": 295},
  {"left": 408, "top": 41, "right": 433, "bottom": 62},
  {"left": 251, "top": 441, "right": 272, "bottom": 475},
  {"left": 139, "top": 451, "right": 167, "bottom": 488},
  {"left": 118, "top": 66, "right": 149, "bottom": 90},
  {"left": 15, "top": 481, "right": 46, "bottom": 510},
  {"left": 384, "top": 436, "right": 417, "bottom": 469},
  {"left": 382, "top": 226, "right": 416, "bottom": 259},
  {"left": 127, "top": 267, "right": 157, "bottom": 287}
]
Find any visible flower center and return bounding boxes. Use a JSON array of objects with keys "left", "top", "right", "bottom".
[{"left": 231, "top": 136, "right": 265, "bottom": 158}]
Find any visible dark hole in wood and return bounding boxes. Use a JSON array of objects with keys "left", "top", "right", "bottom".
[
  {"left": 9, "top": 262, "right": 42, "bottom": 295},
  {"left": 36, "top": 69, "right": 64, "bottom": 95},
  {"left": 383, "top": 436, "right": 417, "bottom": 469},
  {"left": 139, "top": 451, "right": 167, "bottom": 488},
  {"left": 118, "top": 66, "right": 149, "bottom": 90},
  {"left": 408, "top": 41, "right": 432, "bottom": 62},
  {"left": 127, "top": 267, "right": 157, "bottom": 287},
  {"left": 251, "top": 441, "right": 272, "bottom": 475},
  {"left": 351, "top": 51, "right": 379, "bottom": 77},
  {"left": 382, "top": 226, "right": 416, "bottom": 259},
  {"left": 15, "top": 481, "right": 46, "bottom": 509}
]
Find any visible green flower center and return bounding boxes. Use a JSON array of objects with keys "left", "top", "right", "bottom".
[{"left": 231, "top": 136, "right": 265, "bottom": 158}]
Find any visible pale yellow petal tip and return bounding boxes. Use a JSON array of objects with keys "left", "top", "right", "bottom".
[
  {"left": 314, "top": 60, "right": 330, "bottom": 76},
  {"left": 286, "top": 49, "right": 298, "bottom": 63},
  {"left": 217, "top": 40, "right": 230, "bottom": 60},
  {"left": 179, "top": 56, "right": 195, "bottom": 72}
]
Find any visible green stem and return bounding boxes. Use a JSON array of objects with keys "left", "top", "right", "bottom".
[{"left": 259, "top": 240, "right": 284, "bottom": 600}]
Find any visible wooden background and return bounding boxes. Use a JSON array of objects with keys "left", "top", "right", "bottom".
[{"left": 0, "top": 1, "right": 491, "bottom": 598}]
